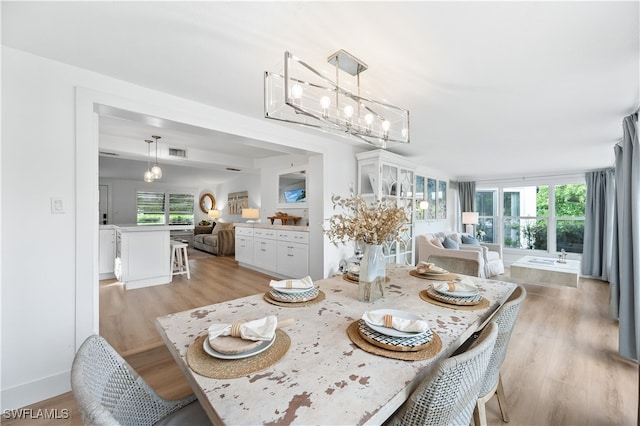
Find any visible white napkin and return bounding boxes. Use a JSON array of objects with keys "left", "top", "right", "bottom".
[
  {"left": 362, "top": 312, "right": 430, "bottom": 333},
  {"left": 208, "top": 315, "right": 277, "bottom": 343},
  {"left": 416, "top": 261, "right": 447, "bottom": 275},
  {"left": 269, "top": 275, "right": 314, "bottom": 290},
  {"left": 433, "top": 277, "right": 478, "bottom": 293}
]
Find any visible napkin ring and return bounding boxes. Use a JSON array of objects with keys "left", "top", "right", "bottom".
[
  {"left": 447, "top": 282, "right": 456, "bottom": 292},
  {"left": 230, "top": 321, "right": 245, "bottom": 337},
  {"left": 285, "top": 280, "right": 293, "bottom": 289},
  {"left": 383, "top": 314, "right": 393, "bottom": 328}
]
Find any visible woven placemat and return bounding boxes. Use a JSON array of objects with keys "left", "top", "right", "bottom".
[
  {"left": 419, "top": 289, "right": 490, "bottom": 310},
  {"left": 346, "top": 321, "right": 442, "bottom": 361},
  {"left": 409, "top": 270, "right": 459, "bottom": 281},
  {"left": 343, "top": 275, "right": 391, "bottom": 284},
  {"left": 263, "top": 290, "right": 325, "bottom": 307},
  {"left": 187, "top": 329, "right": 290, "bottom": 379}
]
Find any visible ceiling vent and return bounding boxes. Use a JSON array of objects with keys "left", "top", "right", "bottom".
[{"left": 168, "top": 148, "right": 187, "bottom": 158}]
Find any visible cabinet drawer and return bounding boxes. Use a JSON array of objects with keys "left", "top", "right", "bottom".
[
  {"left": 235, "top": 227, "right": 254, "bottom": 237},
  {"left": 277, "top": 230, "right": 309, "bottom": 244},
  {"left": 254, "top": 228, "right": 277, "bottom": 239}
]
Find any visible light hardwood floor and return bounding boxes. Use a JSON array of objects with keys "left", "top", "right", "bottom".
[{"left": 4, "top": 250, "right": 638, "bottom": 425}]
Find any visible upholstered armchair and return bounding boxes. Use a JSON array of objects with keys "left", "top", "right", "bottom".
[{"left": 415, "top": 232, "right": 504, "bottom": 278}]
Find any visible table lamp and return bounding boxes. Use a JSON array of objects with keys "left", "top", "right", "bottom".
[
  {"left": 242, "top": 208, "right": 260, "bottom": 223},
  {"left": 462, "top": 212, "right": 479, "bottom": 236},
  {"left": 208, "top": 209, "right": 221, "bottom": 221}
]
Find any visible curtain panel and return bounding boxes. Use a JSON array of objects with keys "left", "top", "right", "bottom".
[
  {"left": 610, "top": 113, "right": 640, "bottom": 362},
  {"left": 582, "top": 169, "right": 615, "bottom": 281}
]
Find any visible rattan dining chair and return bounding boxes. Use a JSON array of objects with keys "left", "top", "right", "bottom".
[
  {"left": 388, "top": 321, "right": 498, "bottom": 426},
  {"left": 71, "top": 334, "right": 211, "bottom": 426},
  {"left": 473, "top": 285, "right": 527, "bottom": 426}
]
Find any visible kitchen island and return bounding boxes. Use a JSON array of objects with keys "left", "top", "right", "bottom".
[{"left": 113, "top": 224, "right": 175, "bottom": 290}]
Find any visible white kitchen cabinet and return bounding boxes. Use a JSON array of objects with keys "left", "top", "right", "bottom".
[
  {"left": 235, "top": 227, "right": 254, "bottom": 265},
  {"left": 253, "top": 228, "right": 278, "bottom": 270},
  {"left": 235, "top": 224, "right": 309, "bottom": 278},
  {"left": 99, "top": 226, "right": 116, "bottom": 279}
]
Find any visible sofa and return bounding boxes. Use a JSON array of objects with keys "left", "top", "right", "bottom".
[
  {"left": 193, "top": 222, "right": 235, "bottom": 255},
  {"left": 416, "top": 232, "right": 504, "bottom": 278}
]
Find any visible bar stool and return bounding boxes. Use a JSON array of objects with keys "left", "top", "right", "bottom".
[{"left": 170, "top": 240, "right": 190, "bottom": 279}]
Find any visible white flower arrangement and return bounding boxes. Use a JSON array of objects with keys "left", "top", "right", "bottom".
[{"left": 476, "top": 229, "right": 486, "bottom": 238}]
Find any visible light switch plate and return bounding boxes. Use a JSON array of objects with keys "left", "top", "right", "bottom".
[{"left": 51, "top": 197, "right": 65, "bottom": 214}]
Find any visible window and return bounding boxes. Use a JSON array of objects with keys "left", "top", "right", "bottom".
[
  {"left": 136, "top": 191, "right": 195, "bottom": 225},
  {"left": 169, "top": 193, "right": 194, "bottom": 225},
  {"left": 137, "top": 191, "right": 166, "bottom": 224},
  {"left": 475, "top": 179, "right": 586, "bottom": 254}
]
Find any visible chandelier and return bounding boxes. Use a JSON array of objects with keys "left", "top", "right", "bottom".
[
  {"left": 151, "top": 135, "right": 162, "bottom": 179},
  {"left": 143, "top": 139, "right": 154, "bottom": 183},
  {"left": 264, "top": 50, "right": 410, "bottom": 148}
]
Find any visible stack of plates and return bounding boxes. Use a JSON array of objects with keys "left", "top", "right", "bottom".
[
  {"left": 269, "top": 286, "right": 319, "bottom": 303},
  {"left": 428, "top": 283, "right": 483, "bottom": 305},
  {"left": 203, "top": 335, "right": 275, "bottom": 360},
  {"left": 359, "top": 309, "right": 433, "bottom": 352}
]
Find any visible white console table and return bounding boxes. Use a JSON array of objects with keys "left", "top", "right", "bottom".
[{"left": 235, "top": 223, "right": 309, "bottom": 279}]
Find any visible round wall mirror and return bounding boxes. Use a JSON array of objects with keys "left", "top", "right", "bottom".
[{"left": 199, "top": 193, "right": 216, "bottom": 214}]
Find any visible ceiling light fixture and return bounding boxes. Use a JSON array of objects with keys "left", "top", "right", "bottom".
[
  {"left": 143, "top": 140, "right": 154, "bottom": 183},
  {"left": 151, "top": 135, "right": 162, "bottom": 179},
  {"left": 264, "top": 50, "right": 410, "bottom": 148}
]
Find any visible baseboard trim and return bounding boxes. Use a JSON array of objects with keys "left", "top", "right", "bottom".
[{"left": 1, "top": 370, "right": 71, "bottom": 411}]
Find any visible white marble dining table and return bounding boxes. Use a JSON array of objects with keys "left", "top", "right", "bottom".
[{"left": 155, "top": 264, "right": 516, "bottom": 425}]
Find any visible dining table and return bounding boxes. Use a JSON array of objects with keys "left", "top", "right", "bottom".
[{"left": 155, "top": 263, "right": 516, "bottom": 425}]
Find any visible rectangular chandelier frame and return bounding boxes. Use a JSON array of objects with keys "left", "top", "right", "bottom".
[{"left": 264, "top": 51, "right": 410, "bottom": 147}]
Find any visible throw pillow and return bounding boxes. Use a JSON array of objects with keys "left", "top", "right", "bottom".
[
  {"left": 448, "top": 233, "right": 462, "bottom": 244},
  {"left": 431, "top": 238, "right": 444, "bottom": 249},
  {"left": 461, "top": 234, "right": 480, "bottom": 246},
  {"left": 442, "top": 236, "right": 459, "bottom": 249}
]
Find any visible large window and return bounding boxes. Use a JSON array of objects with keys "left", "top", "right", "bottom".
[
  {"left": 475, "top": 180, "right": 586, "bottom": 254},
  {"left": 137, "top": 191, "right": 194, "bottom": 225},
  {"left": 137, "top": 191, "right": 165, "bottom": 224}
]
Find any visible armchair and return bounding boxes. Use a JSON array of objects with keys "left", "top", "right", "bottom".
[{"left": 415, "top": 232, "right": 504, "bottom": 278}]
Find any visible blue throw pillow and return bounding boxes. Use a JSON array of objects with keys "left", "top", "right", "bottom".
[
  {"left": 461, "top": 234, "right": 480, "bottom": 246},
  {"left": 442, "top": 236, "right": 459, "bottom": 249}
]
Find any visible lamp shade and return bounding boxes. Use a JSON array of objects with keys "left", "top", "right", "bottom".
[
  {"left": 242, "top": 208, "right": 260, "bottom": 220},
  {"left": 208, "top": 209, "right": 221, "bottom": 220},
  {"left": 462, "top": 212, "right": 479, "bottom": 225}
]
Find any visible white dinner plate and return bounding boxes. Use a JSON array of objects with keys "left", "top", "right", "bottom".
[
  {"left": 271, "top": 286, "right": 315, "bottom": 295},
  {"left": 434, "top": 284, "right": 480, "bottom": 298},
  {"left": 419, "top": 270, "right": 449, "bottom": 276},
  {"left": 203, "top": 335, "right": 275, "bottom": 359},
  {"left": 363, "top": 309, "right": 429, "bottom": 338}
]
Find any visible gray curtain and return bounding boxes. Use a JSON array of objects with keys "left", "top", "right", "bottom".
[
  {"left": 610, "top": 113, "right": 639, "bottom": 361},
  {"left": 582, "top": 168, "right": 615, "bottom": 280},
  {"left": 458, "top": 181, "right": 476, "bottom": 213}
]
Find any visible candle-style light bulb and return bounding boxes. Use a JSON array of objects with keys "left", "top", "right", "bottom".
[{"left": 320, "top": 96, "right": 331, "bottom": 118}]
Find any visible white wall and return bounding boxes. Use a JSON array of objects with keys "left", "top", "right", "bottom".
[
  {"left": 0, "top": 46, "right": 358, "bottom": 409},
  {"left": 214, "top": 173, "right": 261, "bottom": 223}
]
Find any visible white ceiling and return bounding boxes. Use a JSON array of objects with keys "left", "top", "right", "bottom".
[{"left": 3, "top": 1, "right": 639, "bottom": 182}]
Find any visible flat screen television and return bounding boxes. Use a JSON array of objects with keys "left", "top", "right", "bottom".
[{"left": 283, "top": 188, "right": 306, "bottom": 203}]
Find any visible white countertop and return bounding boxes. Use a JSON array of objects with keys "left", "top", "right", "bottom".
[
  {"left": 234, "top": 222, "right": 309, "bottom": 231},
  {"left": 110, "top": 224, "right": 194, "bottom": 232}
]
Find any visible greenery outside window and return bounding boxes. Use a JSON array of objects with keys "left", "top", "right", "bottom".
[
  {"left": 137, "top": 191, "right": 166, "bottom": 224},
  {"left": 169, "top": 193, "right": 195, "bottom": 225},
  {"left": 554, "top": 184, "right": 586, "bottom": 253},
  {"left": 136, "top": 191, "right": 195, "bottom": 225}
]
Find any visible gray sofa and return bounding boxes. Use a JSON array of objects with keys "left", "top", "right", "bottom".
[{"left": 193, "top": 222, "right": 235, "bottom": 255}]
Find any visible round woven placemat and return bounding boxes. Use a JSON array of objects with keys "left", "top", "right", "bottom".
[
  {"left": 409, "top": 270, "right": 459, "bottom": 281},
  {"left": 342, "top": 275, "right": 391, "bottom": 284},
  {"left": 358, "top": 329, "right": 433, "bottom": 352},
  {"left": 187, "top": 329, "right": 290, "bottom": 379},
  {"left": 263, "top": 290, "right": 325, "bottom": 307},
  {"left": 419, "top": 290, "right": 490, "bottom": 310},
  {"left": 346, "top": 321, "right": 442, "bottom": 361}
]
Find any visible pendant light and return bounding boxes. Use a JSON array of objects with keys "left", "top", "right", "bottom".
[
  {"left": 151, "top": 135, "right": 162, "bottom": 179},
  {"left": 143, "top": 139, "right": 154, "bottom": 183}
]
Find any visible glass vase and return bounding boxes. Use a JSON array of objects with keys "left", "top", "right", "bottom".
[{"left": 358, "top": 244, "right": 385, "bottom": 302}]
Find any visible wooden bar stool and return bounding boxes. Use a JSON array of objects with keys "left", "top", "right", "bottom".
[{"left": 170, "top": 241, "right": 190, "bottom": 279}]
